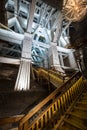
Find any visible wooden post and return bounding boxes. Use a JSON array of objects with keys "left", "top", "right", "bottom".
[
  {"left": 49, "top": 11, "right": 64, "bottom": 72},
  {"left": 15, "top": 0, "right": 36, "bottom": 90},
  {"left": 15, "top": 33, "right": 32, "bottom": 90},
  {"left": 27, "top": 0, "right": 36, "bottom": 33}
]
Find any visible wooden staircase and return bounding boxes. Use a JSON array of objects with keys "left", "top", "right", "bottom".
[
  {"left": 0, "top": 71, "right": 87, "bottom": 130},
  {"left": 33, "top": 67, "right": 68, "bottom": 88},
  {"left": 59, "top": 87, "right": 87, "bottom": 130}
]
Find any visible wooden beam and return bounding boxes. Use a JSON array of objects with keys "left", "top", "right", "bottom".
[
  {"left": 0, "top": 115, "right": 24, "bottom": 126},
  {"left": 27, "top": 0, "right": 36, "bottom": 33},
  {"left": 53, "top": 11, "right": 63, "bottom": 43},
  {"left": 0, "top": 57, "right": 20, "bottom": 65}
]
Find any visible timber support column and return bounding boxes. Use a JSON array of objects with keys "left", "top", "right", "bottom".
[
  {"left": 49, "top": 11, "right": 64, "bottom": 72},
  {"left": 49, "top": 42, "right": 64, "bottom": 72},
  {"left": 15, "top": 33, "right": 32, "bottom": 90},
  {"left": 68, "top": 51, "right": 78, "bottom": 69},
  {"left": 15, "top": 0, "right": 36, "bottom": 90}
]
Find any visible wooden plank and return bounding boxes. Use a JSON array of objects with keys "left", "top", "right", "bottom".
[
  {"left": 67, "top": 111, "right": 87, "bottom": 119},
  {"left": 64, "top": 118, "right": 87, "bottom": 130},
  {"left": 0, "top": 115, "right": 24, "bottom": 125},
  {"left": 74, "top": 106, "right": 87, "bottom": 111}
]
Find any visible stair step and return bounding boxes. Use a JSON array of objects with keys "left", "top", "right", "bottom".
[
  {"left": 64, "top": 118, "right": 87, "bottom": 130},
  {"left": 9, "top": 128, "right": 18, "bottom": 130},
  {"left": 59, "top": 123, "right": 77, "bottom": 130},
  {"left": 80, "top": 98, "right": 87, "bottom": 101},
  {"left": 74, "top": 106, "right": 87, "bottom": 111},
  {"left": 81, "top": 97, "right": 87, "bottom": 100},
  {"left": 82, "top": 93, "right": 87, "bottom": 96},
  {"left": 77, "top": 101, "right": 87, "bottom": 104},
  {"left": 81, "top": 95, "right": 87, "bottom": 98},
  {"left": 66, "top": 111, "right": 87, "bottom": 119}
]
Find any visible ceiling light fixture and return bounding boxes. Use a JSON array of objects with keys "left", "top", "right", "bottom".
[{"left": 62, "top": 0, "right": 87, "bottom": 22}]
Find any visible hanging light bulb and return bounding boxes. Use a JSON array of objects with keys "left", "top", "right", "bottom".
[{"left": 62, "top": 0, "right": 87, "bottom": 22}]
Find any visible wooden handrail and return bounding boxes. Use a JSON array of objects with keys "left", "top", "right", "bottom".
[
  {"left": 28, "top": 76, "right": 85, "bottom": 130},
  {"left": 0, "top": 114, "right": 24, "bottom": 126},
  {"left": 33, "top": 68, "right": 68, "bottom": 87},
  {"left": 19, "top": 71, "right": 81, "bottom": 129}
]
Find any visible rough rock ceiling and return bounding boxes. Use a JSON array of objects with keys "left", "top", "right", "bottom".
[
  {"left": 42, "top": 0, "right": 63, "bottom": 10},
  {"left": 24, "top": 0, "right": 63, "bottom": 9},
  {"left": 69, "top": 15, "right": 87, "bottom": 48}
]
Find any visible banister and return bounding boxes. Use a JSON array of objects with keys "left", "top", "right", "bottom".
[
  {"left": 33, "top": 68, "right": 77, "bottom": 87},
  {"left": 27, "top": 76, "right": 85, "bottom": 130},
  {"left": 19, "top": 71, "right": 81, "bottom": 128},
  {"left": 0, "top": 114, "right": 24, "bottom": 126}
]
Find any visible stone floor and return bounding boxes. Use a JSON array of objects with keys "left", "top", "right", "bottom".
[{"left": 0, "top": 63, "right": 49, "bottom": 118}]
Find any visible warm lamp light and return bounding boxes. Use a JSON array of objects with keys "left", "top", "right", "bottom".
[{"left": 63, "top": 0, "right": 87, "bottom": 22}]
